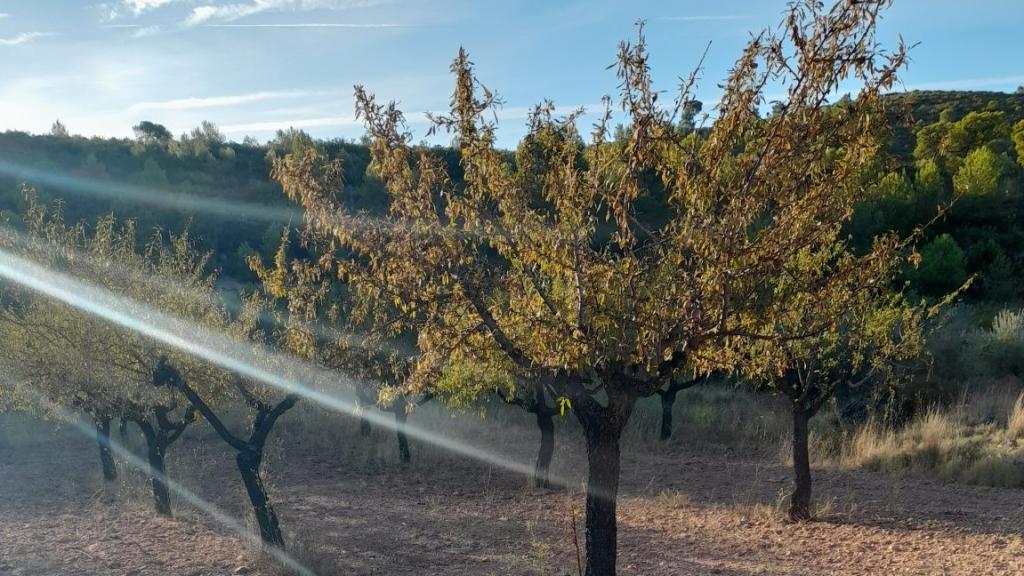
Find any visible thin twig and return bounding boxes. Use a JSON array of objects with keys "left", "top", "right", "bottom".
[{"left": 568, "top": 496, "right": 583, "bottom": 576}]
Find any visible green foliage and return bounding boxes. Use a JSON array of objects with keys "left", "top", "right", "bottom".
[
  {"left": 872, "top": 171, "right": 914, "bottom": 201},
  {"left": 912, "top": 234, "right": 967, "bottom": 297},
  {"left": 913, "top": 110, "right": 1014, "bottom": 173},
  {"left": 953, "top": 146, "right": 1003, "bottom": 196},
  {"left": 948, "top": 112, "right": 1013, "bottom": 160},
  {"left": 915, "top": 158, "right": 945, "bottom": 198},
  {"left": 133, "top": 121, "right": 173, "bottom": 146},
  {"left": 976, "top": 308, "right": 1024, "bottom": 379},
  {"left": 1013, "top": 119, "right": 1024, "bottom": 167}
]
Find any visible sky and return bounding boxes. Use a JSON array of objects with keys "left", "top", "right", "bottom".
[{"left": 0, "top": 0, "right": 1021, "bottom": 148}]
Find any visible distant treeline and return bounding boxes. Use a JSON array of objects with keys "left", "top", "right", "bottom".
[{"left": 2, "top": 89, "right": 1023, "bottom": 302}]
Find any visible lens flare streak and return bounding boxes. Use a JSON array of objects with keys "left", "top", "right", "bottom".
[
  {"left": 0, "top": 248, "right": 564, "bottom": 485},
  {"left": 21, "top": 392, "right": 317, "bottom": 576}
]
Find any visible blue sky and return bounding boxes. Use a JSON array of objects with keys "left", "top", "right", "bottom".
[{"left": 1, "top": 0, "right": 1021, "bottom": 148}]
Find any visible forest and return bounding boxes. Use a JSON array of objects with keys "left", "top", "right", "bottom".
[{"left": 2, "top": 1, "right": 1024, "bottom": 575}]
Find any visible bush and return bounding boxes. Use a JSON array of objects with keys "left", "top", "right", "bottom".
[
  {"left": 978, "top": 309, "right": 1024, "bottom": 378},
  {"left": 912, "top": 234, "right": 968, "bottom": 297}
]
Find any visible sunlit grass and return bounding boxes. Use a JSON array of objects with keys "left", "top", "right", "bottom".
[{"left": 825, "top": 402, "right": 1024, "bottom": 489}]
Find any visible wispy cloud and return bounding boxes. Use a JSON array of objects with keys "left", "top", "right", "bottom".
[
  {"left": 901, "top": 75, "right": 1024, "bottom": 91},
  {"left": 220, "top": 115, "right": 361, "bottom": 134},
  {"left": 658, "top": 15, "right": 751, "bottom": 22},
  {"left": 0, "top": 13, "right": 10, "bottom": 19},
  {"left": 132, "top": 25, "right": 162, "bottom": 38},
  {"left": 130, "top": 90, "right": 320, "bottom": 111},
  {"left": 0, "top": 32, "right": 53, "bottom": 46},
  {"left": 204, "top": 22, "right": 403, "bottom": 28},
  {"left": 186, "top": 0, "right": 386, "bottom": 26},
  {"left": 221, "top": 102, "right": 597, "bottom": 136}
]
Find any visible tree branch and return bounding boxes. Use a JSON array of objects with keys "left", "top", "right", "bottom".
[
  {"left": 172, "top": 378, "right": 247, "bottom": 452},
  {"left": 465, "top": 290, "right": 538, "bottom": 372},
  {"left": 251, "top": 393, "right": 300, "bottom": 447}
]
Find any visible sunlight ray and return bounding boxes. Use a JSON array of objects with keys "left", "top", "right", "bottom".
[
  {"left": 3, "top": 384, "right": 317, "bottom": 576},
  {"left": 0, "top": 248, "right": 578, "bottom": 489},
  {"left": 0, "top": 222, "right": 429, "bottom": 382},
  {"left": 0, "top": 159, "right": 301, "bottom": 224}
]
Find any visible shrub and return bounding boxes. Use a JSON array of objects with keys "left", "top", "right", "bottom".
[{"left": 912, "top": 234, "right": 967, "bottom": 297}]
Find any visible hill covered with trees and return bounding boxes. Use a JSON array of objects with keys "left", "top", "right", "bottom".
[{"left": 2, "top": 88, "right": 1022, "bottom": 302}]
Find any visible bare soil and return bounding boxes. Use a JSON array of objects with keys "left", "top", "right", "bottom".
[{"left": 1, "top": 406, "right": 1022, "bottom": 576}]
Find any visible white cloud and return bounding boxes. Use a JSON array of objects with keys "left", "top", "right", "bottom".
[
  {"left": 130, "top": 90, "right": 319, "bottom": 111},
  {"left": 125, "top": 0, "right": 179, "bottom": 16},
  {"left": 0, "top": 32, "right": 53, "bottom": 46},
  {"left": 186, "top": 0, "right": 386, "bottom": 26},
  {"left": 0, "top": 13, "right": 10, "bottom": 19}
]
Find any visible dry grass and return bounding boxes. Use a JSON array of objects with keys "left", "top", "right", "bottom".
[
  {"left": 1008, "top": 392, "right": 1024, "bottom": 440},
  {"left": 829, "top": 400, "right": 1024, "bottom": 489},
  {"left": 652, "top": 488, "right": 691, "bottom": 509}
]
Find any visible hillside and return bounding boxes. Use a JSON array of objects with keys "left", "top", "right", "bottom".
[{"left": 1, "top": 89, "right": 1023, "bottom": 295}]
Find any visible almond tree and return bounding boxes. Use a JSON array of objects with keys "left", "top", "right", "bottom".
[
  {"left": 655, "top": 373, "right": 710, "bottom": 442},
  {"left": 250, "top": 233, "right": 433, "bottom": 464},
  {"left": 158, "top": 291, "right": 299, "bottom": 549},
  {"left": 732, "top": 247, "right": 931, "bottom": 519},
  {"left": 277, "top": 2, "right": 908, "bottom": 573},
  {"left": 0, "top": 193, "right": 218, "bottom": 516}
]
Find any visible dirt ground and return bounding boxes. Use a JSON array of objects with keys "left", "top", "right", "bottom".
[{"left": 1, "top": 405, "right": 1023, "bottom": 576}]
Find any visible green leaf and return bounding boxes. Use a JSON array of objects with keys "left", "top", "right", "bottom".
[{"left": 557, "top": 396, "right": 572, "bottom": 416}]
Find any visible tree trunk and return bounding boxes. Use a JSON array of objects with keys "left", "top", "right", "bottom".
[
  {"left": 789, "top": 403, "right": 813, "bottom": 521},
  {"left": 236, "top": 448, "right": 285, "bottom": 548},
  {"left": 138, "top": 422, "right": 173, "bottom": 517},
  {"left": 533, "top": 404, "right": 555, "bottom": 488},
  {"left": 658, "top": 389, "right": 678, "bottom": 441},
  {"left": 356, "top": 391, "right": 373, "bottom": 437},
  {"left": 95, "top": 417, "right": 117, "bottom": 482},
  {"left": 394, "top": 409, "right": 411, "bottom": 464},
  {"left": 583, "top": 426, "right": 622, "bottom": 576}
]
